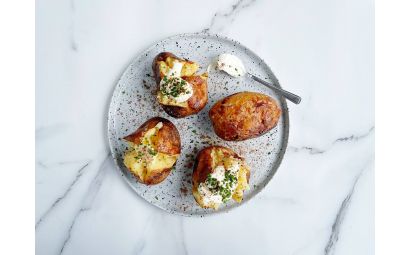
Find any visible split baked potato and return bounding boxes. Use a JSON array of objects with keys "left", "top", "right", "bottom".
[
  {"left": 152, "top": 52, "right": 208, "bottom": 118},
  {"left": 123, "top": 117, "right": 181, "bottom": 185},
  {"left": 209, "top": 91, "right": 281, "bottom": 141},
  {"left": 192, "top": 146, "right": 250, "bottom": 210}
]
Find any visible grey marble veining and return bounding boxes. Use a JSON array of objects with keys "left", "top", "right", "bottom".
[
  {"left": 59, "top": 155, "right": 110, "bottom": 254},
  {"left": 36, "top": 161, "right": 90, "bottom": 228},
  {"left": 324, "top": 160, "right": 372, "bottom": 255},
  {"left": 36, "top": 0, "right": 374, "bottom": 254},
  {"left": 202, "top": 0, "right": 259, "bottom": 33},
  {"left": 288, "top": 126, "right": 374, "bottom": 155}
]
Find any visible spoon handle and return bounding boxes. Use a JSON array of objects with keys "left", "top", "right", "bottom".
[{"left": 248, "top": 73, "right": 301, "bottom": 104}]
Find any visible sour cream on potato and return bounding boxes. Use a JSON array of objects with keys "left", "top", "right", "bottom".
[
  {"left": 160, "top": 61, "right": 194, "bottom": 103},
  {"left": 198, "top": 159, "right": 241, "bottom": 208},
  {"left": 160, "top": 76, "right": 193, "bottom": 103}
]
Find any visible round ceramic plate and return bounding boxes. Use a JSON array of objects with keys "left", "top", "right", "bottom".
[{"left": 108, "top": 33, "right": 289, "bottom": 216}]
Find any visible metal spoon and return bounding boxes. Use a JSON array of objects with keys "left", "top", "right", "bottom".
[
  {"left": 246, "top": 73, "right": 301, "bottom": 104},
  {"left": 215, "top": 53, "right": 302, "bottom": 104}
]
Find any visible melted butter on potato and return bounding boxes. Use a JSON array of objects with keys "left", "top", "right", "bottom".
[
  {"left": 123, "top": 122, "right": 179, "bottom": 183},
  {"left": 142, "top": 122, "right": 163, "bottom": 144}
]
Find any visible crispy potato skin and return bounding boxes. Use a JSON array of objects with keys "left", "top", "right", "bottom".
[
  {"left": 136, "top": 167, "right": 172, "bottom": 185},
  {"left": 192, "top": 146, "right": 250, "bottom": 208},
  {"left": 123, "top": 166, "right": 173, "bottom": 185},
  {"left": 192, "top": 146, "right": 242, "bottom": 185},
  {"left": 123, "top": 117, "right": 181, "bottom": 155},
  {"left": 209, "top": 92, "right": 281, "bottom": 141},
  {"left": 152, "top": 52, "right": 208, "bottom": 118},
  {"left": 152, "top": 52, "right": 188, "bottom": 84},
  {"left": 123, "top": 117, "right": 180, "bottom": 185}
]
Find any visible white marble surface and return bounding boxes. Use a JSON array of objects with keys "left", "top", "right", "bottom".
[{"left": 36, "top": 0, "right": 374, "bottom": 254}]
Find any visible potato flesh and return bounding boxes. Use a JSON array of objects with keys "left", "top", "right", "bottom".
[
  {"left": 232, "top": 166, "right": 248, "bottom": 202},
  {"left": 124, "top": 150, "right": 145, "bottom": 178},
  {"left": 158, "top": 62, "right": 168, "bottom": 77},
  {"left": 159, "top": 58, "right": 199, "bottom": 78},
  {"left": 124, "top": 151, "right": 178, "bottom": 181},
  {"left": 123, "top": 125, "right": 178, "bottom": 182},
  {"left": 181, "top": 62, "right": 199, "bottom": 77},
  {"left": 149, "top": 153, "right": 178, "bottom": 172}
]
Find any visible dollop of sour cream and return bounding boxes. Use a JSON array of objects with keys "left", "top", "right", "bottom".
[
  {"left": 159, "top": 61, "right": 193, "bottom": 103},
  {"left": 212, "top": 165, "right": 226, "bottom": 182},
  {"left": 226, "top": 160, "right": 240, "bottom": 174},
  {"left": 217, "top": 53, "right": 246, "bottom": 77},
  {"left": 198, "top": 182, "right": 223, "bottom": 205},
  {"left": 160, "top": 77, "right": 193, "bottom": 103},
  {"left": 198, "top": 158, "right": 242, "bottom": 207}
]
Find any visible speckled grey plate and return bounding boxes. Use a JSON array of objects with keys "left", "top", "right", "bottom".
[{"left": 107, "top": 33, "right": 289, "bottom": 216}]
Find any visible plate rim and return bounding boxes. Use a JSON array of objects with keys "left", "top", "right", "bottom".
[{"left": 107, "top": 32, "right": 290, "bottom": 217}]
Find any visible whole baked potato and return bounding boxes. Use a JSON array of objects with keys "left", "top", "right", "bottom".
[
  {"left": 152, "top": 52, "right": 208, "bottom": 118},
  {"left": 123, "top": 117, "right": 181, "bottom": 185},
  {"left": 209, "top": 92, "right": 281, "bottom": 141},
  {"left": 192, "top": 146, "right": 250, "bottom": 210}
]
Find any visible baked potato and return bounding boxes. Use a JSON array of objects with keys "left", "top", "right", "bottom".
[
  {"left": 209, "top": 92, "right": 281, "bottom": 141},
  {"left": 192, "top": 146, "right": 250, "bottom": 210},
  {"left": 152, "top": 52, "right": 208, "bottom": 118},
  {"left": 123, "top": 117, "right": 181, "bottom": 185}
]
